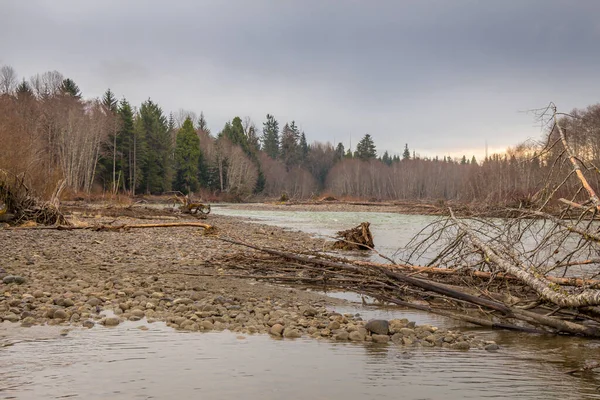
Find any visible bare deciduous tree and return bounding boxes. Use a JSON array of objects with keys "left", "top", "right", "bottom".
[
  {"left": 0, "top": 65, "right": 17, "bottom": 95},
  {"left": 174, "top": 109, "right": 197, "bottom": 129}
]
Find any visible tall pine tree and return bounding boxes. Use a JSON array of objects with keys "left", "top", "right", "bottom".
[
  {"left": 280, "top": 122, "right": 299, "bottom": 169},
  {"left": 402, "top": 144, "right": 411, "bottom": 160},
  {"left": 118, "top": 99, "right": 136, "bottom": 192},
  {"left": 139, "top": 99, "right": 172, "bottom": 193},
  {"left": 60, "top": 78, "right": 81, "bottom": 98},
  {"left": 261, "top": 114, "right": 279, "bottom": 159},
  {"left": 355, "top": 134, "right": 377, "bottom": 160},
  {"left": 173, "top": 117, "right": 201, "bottom": 194}
]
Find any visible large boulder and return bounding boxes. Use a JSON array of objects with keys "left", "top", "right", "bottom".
[{"left": 365, "top": 319, "right": 389, "bottom": 335}]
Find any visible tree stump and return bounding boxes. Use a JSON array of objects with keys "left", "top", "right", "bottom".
[{"left": 333, "top": 222, "right": 374, "bottom": 250}]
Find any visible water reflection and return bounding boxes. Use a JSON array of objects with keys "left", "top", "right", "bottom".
[{"left": 2, "top": 318, "right": 600, "bottom": 400}]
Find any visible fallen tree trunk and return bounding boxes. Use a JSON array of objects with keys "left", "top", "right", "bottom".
[
  {"left": 16, "top": 221, "right": 215, "bottom": 232},
  {"left": 449, "top": 209, "right": 600, "bottom": 308},
  {"left": 353, "top": 259, "right": 600, "bottom": 288},
  {"left": 218, "top": 236, "right": 513, "bottom": 314}
]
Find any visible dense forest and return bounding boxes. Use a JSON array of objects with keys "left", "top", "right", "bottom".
[{"left": 1, "top": 64, "right": 599, "bottom": 204}]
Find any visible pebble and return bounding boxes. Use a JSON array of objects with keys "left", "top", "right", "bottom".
[
  {"left": 21, "top": 316, "right": 36, "bottom": 326},
  {"left": 450, "top": 341, "right": 471, "bottom": 350},
  {"left": 371, "top": 334, "right": 390, "bottom": 344},
  {"left": 53, "top": 309, "right": 68, "bottom": 320},
  {"left": 82, "top": 320, "right": 95, "bottom": 328},
  {"left": 4, "top": 313, "right": 20, "bottom": 322},
  {"left": 283, "top": 328, "right": 301, "bottom": 338},
  {"left": 200, "top": 320, "right": 214, "bottom": 330},
  {"left": 87, "top": 297, "right": 101, "bottom": 306},
  {"left": 3, "top": 275, "right": 26, "bottom": 284},
  {"left": 270, "top": 323, "right": 284, "bottom": 336},
  {"left": 103, "top": 317, "right": 120, "bottom": 327},
  {"left": 485, "top": 343, "right": 500, "bottom": 351},
  {"left": 349, "top": 331, "right": 365, "bottom": 342}
]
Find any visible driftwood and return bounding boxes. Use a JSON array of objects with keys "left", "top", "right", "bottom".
[
  {"left": 333, "top": 222, "right": 374, "bottom": 250},
  {"left": 356, "top": 260, "right": 600, "bottom": 288},
  {"left": 167, "top": 192, "right": 211, "bottom": 218},
  {"left": 214, "top": 236, "right": 600, "bottom": 336},
  {"left": 565, "top": 362, "right": 600, "bottom": 375},
  {"left": 16, "top": 221, "right": 215, "bottom": 232},
  {"left": 0, "top": 171, "right": 67, "bottom": 226}
]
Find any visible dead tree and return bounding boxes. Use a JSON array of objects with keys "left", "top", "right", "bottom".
[{"left": 402, "top": 103, "right": 600, "bottom": 336}]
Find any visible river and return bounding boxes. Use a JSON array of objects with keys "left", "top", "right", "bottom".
[{"left": 2, "top": 206, "right": 600, "bottom": 399}]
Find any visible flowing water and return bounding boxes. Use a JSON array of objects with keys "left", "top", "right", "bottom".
[
  {"left": 212, "top": 205, "right": 436, "bottom": 263},
  {"left": 2, "top": 206, "right": 600, "bottom": 399}
]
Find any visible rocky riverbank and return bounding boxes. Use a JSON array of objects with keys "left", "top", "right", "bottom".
[{"left": 0, "top": 210, "right": 497, "bottom": 351}]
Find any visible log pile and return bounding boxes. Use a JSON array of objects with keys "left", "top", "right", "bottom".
[
  {"left": 209, "top": 236, "right": 594, "bottom": 335},
  {"left": 0, "top": 172, "right": 67, "bottom": 226},
  {"left": 333, "top": 222, "right": 374, "bottom": 250},
  {"left": 167, "top": 192, "right": 211, "bottom": 219}
]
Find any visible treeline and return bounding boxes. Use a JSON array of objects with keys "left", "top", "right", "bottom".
[{"left": 1, "top": 64, "right": 599, "bottom": 204}]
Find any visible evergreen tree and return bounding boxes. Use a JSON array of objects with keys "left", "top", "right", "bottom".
[
  {"left": 173, "top": 117, "right": 201, "bottom": 193},
  {"left": 131, "top": 110, "right": 148, "bottom": 195},
  {"left": 167, "top": 112, "right": 176, "bottom": 132},
  {"left": 471, "top": 155, "right": 477, "bottom": 165},
  {"left": 198, "top": 112, "right": 210, "bottom": 134},
  {"left": 461, "top": 155, "right": 467, "bottom": 165},
  {"left": 345, "top": 148, "right": 353, "bottom": 158},
  {"left": 299, "top": 132, "right": 309, "bottom": 164},
  {"left": 261, "top": 114, "right": 279, "bottom": 159},
  {"left": 402, "top": 144, "right": 410, "bottom": 160},
  {"left": 102, "top": 89, "right": 118, "bottom": 112},
  {"left": 334, "top": 142, "right": 345, "bottom": 162},
  {"left": 221, "top": 116, "right": 247, "bottom": 149},
  {"left": 98, "top": 88, "right": 119, "bottom": 192},
  {"left": 139, "top": 99, "right": 172, "bottom": 193},
  {"left": 246, "top": 123, "right": 261, "bottom": 153},
  {"left": 16, "top": 79, "right": 33, "bottom": 98},
  {"left": 382, "top": 150, "right": 392, "bottom": 166},
  {"left": 118, "top": 99, "right": 136, "bottom": 192},
  {"left": 280, "top": 122, "right": 300, "bottom": 168},
  {"left": 355, "top": 134, "right": 377, "bottom": 160},
  {"left": 254, "top": 168, "right": 266, "bottom": 194},
  {"left": 60, "top": 78, "right": 81, "bottom": 98}
]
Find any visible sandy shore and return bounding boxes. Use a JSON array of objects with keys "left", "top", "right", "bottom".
[{"left": 214, "top": 201, "right": 445, "bottom": 214}]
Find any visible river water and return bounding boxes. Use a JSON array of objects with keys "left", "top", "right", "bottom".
[{"left": 2, "top": 206, "right": 600, "bottom": 399}]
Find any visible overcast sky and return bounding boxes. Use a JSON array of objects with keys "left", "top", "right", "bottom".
[{"left": 2, "top": 0, "right": 599, "bottom": 159}]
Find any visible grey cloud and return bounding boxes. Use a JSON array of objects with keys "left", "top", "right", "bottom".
[{"left": 1, "top": 0, "right": 599, "bottom": 158}]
